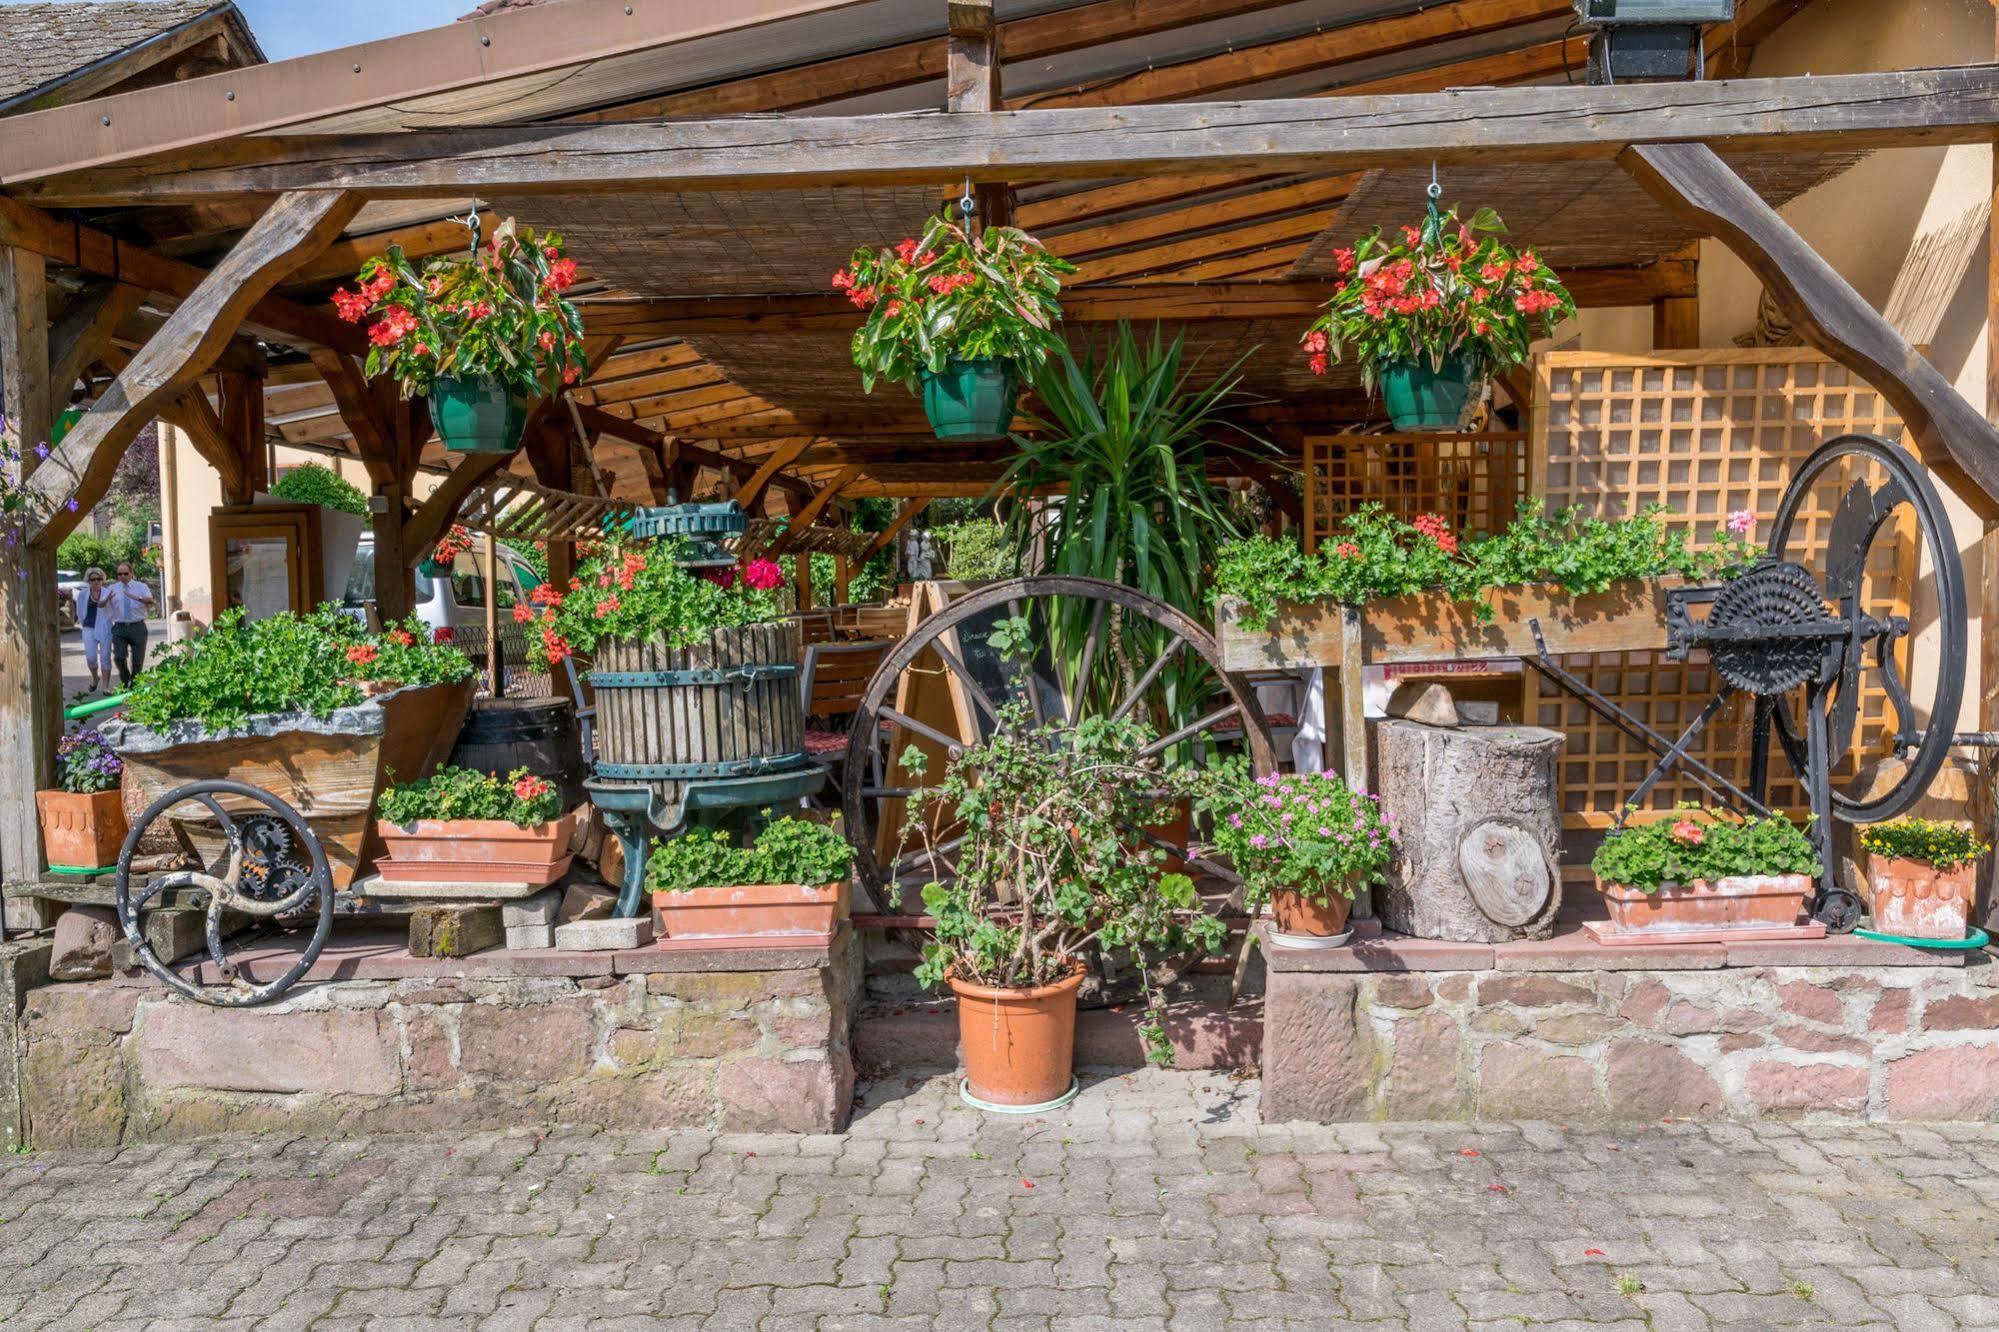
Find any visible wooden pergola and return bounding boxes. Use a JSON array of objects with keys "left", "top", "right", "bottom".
[{"left": 0, "top": 0, "right": 1996, "bottom": 886}]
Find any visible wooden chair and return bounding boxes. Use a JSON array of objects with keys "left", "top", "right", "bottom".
[{"left": 798, "top": 639, "right": 892, "bottom": 797}]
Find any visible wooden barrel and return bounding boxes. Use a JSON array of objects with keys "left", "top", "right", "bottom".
[
  {"left": 448, "top": 697, "right": 584, "bottom": 812},
  {"left": 588, "top": 622, "right": 806, "bottom": 824}
]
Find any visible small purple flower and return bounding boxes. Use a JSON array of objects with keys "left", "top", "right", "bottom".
[
  {"left": 64, "top": 498, "right": 77, "bottom": 513},
  {"left": 32, "top": 442, "right": 47, "bottom": 460}
]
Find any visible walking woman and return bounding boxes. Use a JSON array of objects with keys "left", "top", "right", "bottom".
[{"left": 78, "top": 567, "right": 112, "bottom": 692}]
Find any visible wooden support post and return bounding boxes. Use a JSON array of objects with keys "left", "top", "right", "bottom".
[
  {"left": 1621, "top": 142, "right": 1999, "bottom": 517},
  {"left": 946, "top": 0, "right": 1010, "bottom": 227},
  {"left": 1651, "top": 294, "right": 1701, "bottom": 349},
  {"left": 48, "top": 281, "right": 143, "bottom": 398},
  {"left": 834, "top": 555, "right": 852, "bottom": 605},
  {"left": 24, "top": 189, "right": 362, "bottom": 549},
  {"left": 0, "top": 245, "right": 58, "bottom": 886},
  {"left": 218, "top": 367, "right": 268, "bottom": 501},
  {"left": 1981, "top": 7, "right": 1999, "bottom": 933}
]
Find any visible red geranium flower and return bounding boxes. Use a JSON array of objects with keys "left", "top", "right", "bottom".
[
  {"left": 743, "top": 559, "right": 784, "bottom": 591},
  {"left": 346, "top": 643, "right": 379, "bottom": 667},
  {"left": 387, "top": 628, "right": 415, "bottom": 648}
]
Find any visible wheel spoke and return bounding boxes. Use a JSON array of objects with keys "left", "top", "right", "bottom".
[
  {"left": 879, "top": 706, "right": 969, "bottom": 758},
  {"left": 1065, "top": 598, "right": 1110, "bottom": 727},
  {"left": 1141, "top": 702, "right": 1240, "bottom": 759},
  {"left": 1111, "top": 637, "right": 1187, "bottom": 723},
  {"left": 193, "top": 793, "right": 237, "bottom": 840}
]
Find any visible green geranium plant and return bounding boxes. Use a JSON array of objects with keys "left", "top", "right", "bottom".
[
  {"left": 1201, "top": 763, "right": 1395, "bottom": 910},
  {"left": 1857, "top": 819, "right": 1990, "bottom": 872},
  {"left": 900, "top": 618, "right": 1225, "bottom": 1064},
  {"left": 335, "top": 218, "right": 587, "bottom": 399},
  {"left": 522, "top": 537, "right": 787, "bottom": 669},
  {"left": 646, "top": 817, "right": 853, "bottom": 892},
  {"left": 378, "top": 766, "right": 562, "bottom": 827},
  {"left": 125, "top": 606, "right": 472, "bottom": 733},
  {"left": 1591, "top": 808, "right": 1821, "bottom": 893},
  {"left": 836, "top": 214, "right": 1075, "bottom": 394},
  {"left": 1215, "top": 500, "right": 1761, "bottom": 631},
  {"left": 1300, "top": 202, "right": 1576, "bottom": 393}
]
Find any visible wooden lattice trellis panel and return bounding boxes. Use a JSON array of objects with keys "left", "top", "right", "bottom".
[
  {"left": 1302, "top": 432, "right": 1530, "bottom": 552},
  {"left": 1529, "top": 349, "right": 1916, "bottom": 826}
]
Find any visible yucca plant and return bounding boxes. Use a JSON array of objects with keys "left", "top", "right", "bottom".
[{"left": 993, "top": 323, "right": 1271, "bottom": 725}]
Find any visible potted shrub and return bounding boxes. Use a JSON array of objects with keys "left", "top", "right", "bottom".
[
  {"left": 1857, "top": 819, "right": 1988, "bottom": 940},
  {"left": 265, "top": 462, "right": 370, "bottom": 604},
  {"left": 1301, "top": 200, "right": 1575, "bottom": 430},
  {"left": 1203, "top": 766, "right": 1395, "bottom": 945},
  {"left": 376, "top": 765, "right": 574, "bottom": 885},
  {"left": 37, "top": 728, "right": 126, "bottom": 871},
  {"left": 902, "top": 638, "right": 1224, "bottom": 1111},
  {"left": 836, "top": 214, "right": 1075, "bottom": 441},
  {"left": 648, "top": 817, "right": 853, "bottom": 943},
  {"left": 334, "top": 218, "right": 587, "bottom": 453},
  {"left": 1591, "top": 809, "right": 1821, "bottom": 938}
]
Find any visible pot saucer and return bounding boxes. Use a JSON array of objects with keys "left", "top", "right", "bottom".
[
  {"left": 1266, "top": 927, "right": 1353, "bottom": 949},
  {"left": 959, "top": 1078, "right": 1080, "bottom": 1115}
]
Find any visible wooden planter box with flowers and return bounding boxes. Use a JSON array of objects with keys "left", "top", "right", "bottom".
[
  {"left": 1587, "top": 809, "right": 1822, "bottom": 944},
  {"left": 1212, "top": 505, "right": 1761, "bottom": 674},
  {"left": 375, "top": 765, "right": 575, "bottom": 886},
  {"left": 37, "top": 728, "right": 128, "bottom": 872},
  {"left": 648, "top": 818, "right": 853, "bottom": 947}
]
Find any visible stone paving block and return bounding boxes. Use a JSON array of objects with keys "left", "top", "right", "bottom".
[{"left": 553, "top": 914, "right": 654, "bottom": 951}]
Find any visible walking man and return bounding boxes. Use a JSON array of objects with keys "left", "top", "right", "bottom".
[{"left": 102, "top": 563, "right": 153, "bottom": 687}]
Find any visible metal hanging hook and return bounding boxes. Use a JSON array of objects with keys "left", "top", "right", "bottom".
[
  {"left": 460, "top": 202, "right": 483, "bottom": 255},
  {"left": 1427, "top": 162, "right": 1442, "bottom": 203},
  {"left": 959, "top": 177, "right": 978, "bottom": 221}
]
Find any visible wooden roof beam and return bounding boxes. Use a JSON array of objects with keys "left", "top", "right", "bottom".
[{"left": 20, "top": 67, "right": 1997, "bottom": 203}]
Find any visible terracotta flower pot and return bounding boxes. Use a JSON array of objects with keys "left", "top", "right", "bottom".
[
  {"left": 375, "top": 813, "right": 576, "bottom": 886},
  {"left": 1868, "top": 856, "right": 1974, "bottom": 940},
  {"left": 949, "top": 965, "right": 1084, "bottom": 1110},
  {"left": 652, "top": 880, "right": 848, "bottom": 944},
  {"left": 36, "top": 788, "right": 127, "bottom": 870},
  {"left": 1270, "top": 888, "right": 1353, "bottom": 938},
  {"left": 1601, "top": 873, "right": 1811, "bottom": 937}
]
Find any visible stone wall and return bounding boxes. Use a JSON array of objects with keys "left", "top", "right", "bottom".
[
  {"left": 19, "top": 931, "right": 862, "bottom": 1148},
  {"left": 1263, "top": 956, "right": 1999, "bottom": 1123}
]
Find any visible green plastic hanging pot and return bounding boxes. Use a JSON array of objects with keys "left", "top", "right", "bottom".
[
  {"left": 1378, "top": 354, "right": 1484, "bottom": 432},
  {"left": 919, "top": 357, "right": 1018, "bottom": 442},
  {"left": 428, "top": 374, "right": 531, "bottom": 453},
  {"left": 49, "top": 407, "right": 82, "bottom": 446}
]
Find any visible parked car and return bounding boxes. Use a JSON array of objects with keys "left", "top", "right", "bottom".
[{"left": 342, "top": 532, "right": 543, "bottom": 638}]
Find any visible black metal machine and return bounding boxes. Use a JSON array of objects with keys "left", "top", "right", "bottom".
[
  {"left": 1575, "top": 0, "right": 1736, "bottom": 83},
  {"left": 1528, "top": 434, "right": 1967, "bottom": 932}
]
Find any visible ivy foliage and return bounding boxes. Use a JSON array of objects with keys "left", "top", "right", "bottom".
[
  {"left": 1857, "top": 818, "right": 1990, "bottom": 872},
  {"left": 378, "top": 766, "right": 562, "bottom": 827},
  {"left": 269, "top": 463, "right": 369, "bottom": 516},
  {"left": 645, "top": 817, "right": 854, "bottom": 892},
  {"left": 1591, "top": 809, "right": 1821, "bottom": 893},
  {"left": 1215, "top": 501, "right": 1760, "bottom": 630}
]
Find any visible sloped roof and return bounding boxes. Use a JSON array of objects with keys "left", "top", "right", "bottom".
[{"left": 0, "top": 1, "right": 260, "bottom": 113}]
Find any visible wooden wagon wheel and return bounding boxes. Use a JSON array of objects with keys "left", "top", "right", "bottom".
[
  {"left": 115, "top": 780, "right": 335, "bottom": 1008},
  {"left": 839, "top": 576, "right": 1277, "bottom": 915}
]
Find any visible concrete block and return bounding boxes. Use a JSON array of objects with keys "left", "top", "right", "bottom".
[
  {"left": 112, "top": 907, "right": 210, "bottom": 972},
  {"left": 502, "top": 888, "right": 562, "bottom": 929},
  {"left": 554, "top": 914, "right": 653, "bottom": 951},
  {"left": 407, "top": 904, "right": 503, "bottom": 958},
  {"left": 505, "top": 922, "right": 555, "bottom": 951}
]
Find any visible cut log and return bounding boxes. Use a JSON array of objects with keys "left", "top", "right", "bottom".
[{"left": 1374, "top": 719, "right": 1564, "bottom": 943}]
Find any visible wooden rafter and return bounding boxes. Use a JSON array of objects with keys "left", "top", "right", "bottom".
[
  {"left": 457, "top": 475, "right": 636, "bottom": 544},
  {"left": 734, "top": 439, "right": 809, "bottom": 511},
  {"left": 861, "top": 498, "right": 929, "bottom": 562},
  {"left": 49, "top": 282, "right": 145, "bottom": 396},
  {"left": 28, "top": 190, "right": 362, "bottom": 547},
  {"left": 24, "top": 67, "right": 1999, "bottom": 204},
  {"left": 771, "top": 465, "right": 863, "bottom": 554}
]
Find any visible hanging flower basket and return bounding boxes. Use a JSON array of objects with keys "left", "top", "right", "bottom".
[
  {"left": 428, "top": 374, "right": 530, "bottom": 454},
  {"left": 334, "top": 218, "right": 588, "bottom": 453},
  {"left": 1379, "top": 353, "right": 1482, "bottom": 431},
  {"left": 919, "top": 356, "right": 1019, "bottom": 441},
  {"left": 1301, "top": 196, "right": 1574, "bottom": 432},
  {"left": 837, "top": 214, "right": 1073, "bottom": 442}
]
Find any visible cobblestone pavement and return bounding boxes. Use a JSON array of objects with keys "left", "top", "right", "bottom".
[{"left": 4, "top": 1069, "right": 1998, "bottom": 1331}]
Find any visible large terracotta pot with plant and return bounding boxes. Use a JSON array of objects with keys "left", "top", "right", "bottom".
[
  {"left": 1300, "top": 196, "right": 1575, "bottom": 432},
  {"left": 837, "top": 215, "right": 1075, "bottom": 442},
  {"left": 1858, "top": 819, "right": 1988, "bottom": 940},
  {"left": 649, "top": 818, "right": 853, "bottom": 945},
  {"left": 1205, "top": 769, "right": 1395, "bottom": 946},
  {"left": 37, "top": 728, "right": 127, "bottom": 871},
  {"left": 1592, "top": 810, "right": 1820, "bottom": 939},
  {"left": 332, "top": 217, "right": 589, "bottom": 453},
  {"left": 902, "top": 622, "right": 1222, "bottom": 1112},
  {"left": 376, "top": 766, "right": 574, "bottom": 886}
]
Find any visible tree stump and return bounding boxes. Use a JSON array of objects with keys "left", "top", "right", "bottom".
[{"left": 1374, "top": 719, "right": 1564, "bottom": 943}]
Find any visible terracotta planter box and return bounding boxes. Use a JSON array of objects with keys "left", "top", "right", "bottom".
[
  {"left": 950, "top": 965, "right": 1083, "bottom": 1110},
  {"left": 375, "top": 813, "right": 576, "bottom": 886},
  {"left": 1867, "top": 856, "right": 1974, "bottom": 940},
  {"left": 36, "top": 788, "right": 127, "bottom": 870},
  {"left": 1600, "top": 873, "right": 1811, "bottom": 938},
  {"left": 653, "top": 880, "right": 847, "bottom": 944}
]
